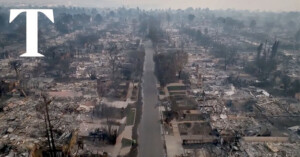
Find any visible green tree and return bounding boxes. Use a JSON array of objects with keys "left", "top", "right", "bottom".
[
  {"left": 94, "top": 14, "right": 103, "bottom": 24},
  {"left": 166, "top": 13, "right": 171, "bottom": 26},
  {"left": 188, "top": 14, "right": 195, "bottom": 23},
  {"left": 250, "top": 19, "right": 256, "bottom": 30},
  {"left": 295, "top": 29, "right": 300, "bottom": 43}
]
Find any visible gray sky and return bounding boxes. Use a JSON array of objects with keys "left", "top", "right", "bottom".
[{"left": 0, "top": 0, "right": 299, "bottom": 12}]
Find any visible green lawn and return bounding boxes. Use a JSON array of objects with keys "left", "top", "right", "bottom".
[
  {"left": 126, "top": 109, "right": 136, "bottom": 125},
  {"left": 167, "top": 86, "right": 186, "bottom": 91},
  {"left": 121, "top": 138, "right": 132, "bottom": 147},
  {"left": 169, "top": 92, "right": 186, "bottom": 95},
  {"left": 159, "top": 90, "right": 165, "bottom": 95}
]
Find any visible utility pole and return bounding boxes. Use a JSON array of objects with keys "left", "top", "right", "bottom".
[
  {"left": 42, "top": 95, "right": 56, "bottom": 157},
  {"left": 44, "top": 113, "right": 52, "bottom": 157}
]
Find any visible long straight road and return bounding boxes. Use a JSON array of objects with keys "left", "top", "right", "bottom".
[{"left": 138, "top": 40, "right": 164, "bottom": 157}]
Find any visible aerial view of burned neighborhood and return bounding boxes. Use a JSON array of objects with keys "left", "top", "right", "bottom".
[{"left": 0, "top": 0, "right": 299, "bottom": 157}]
